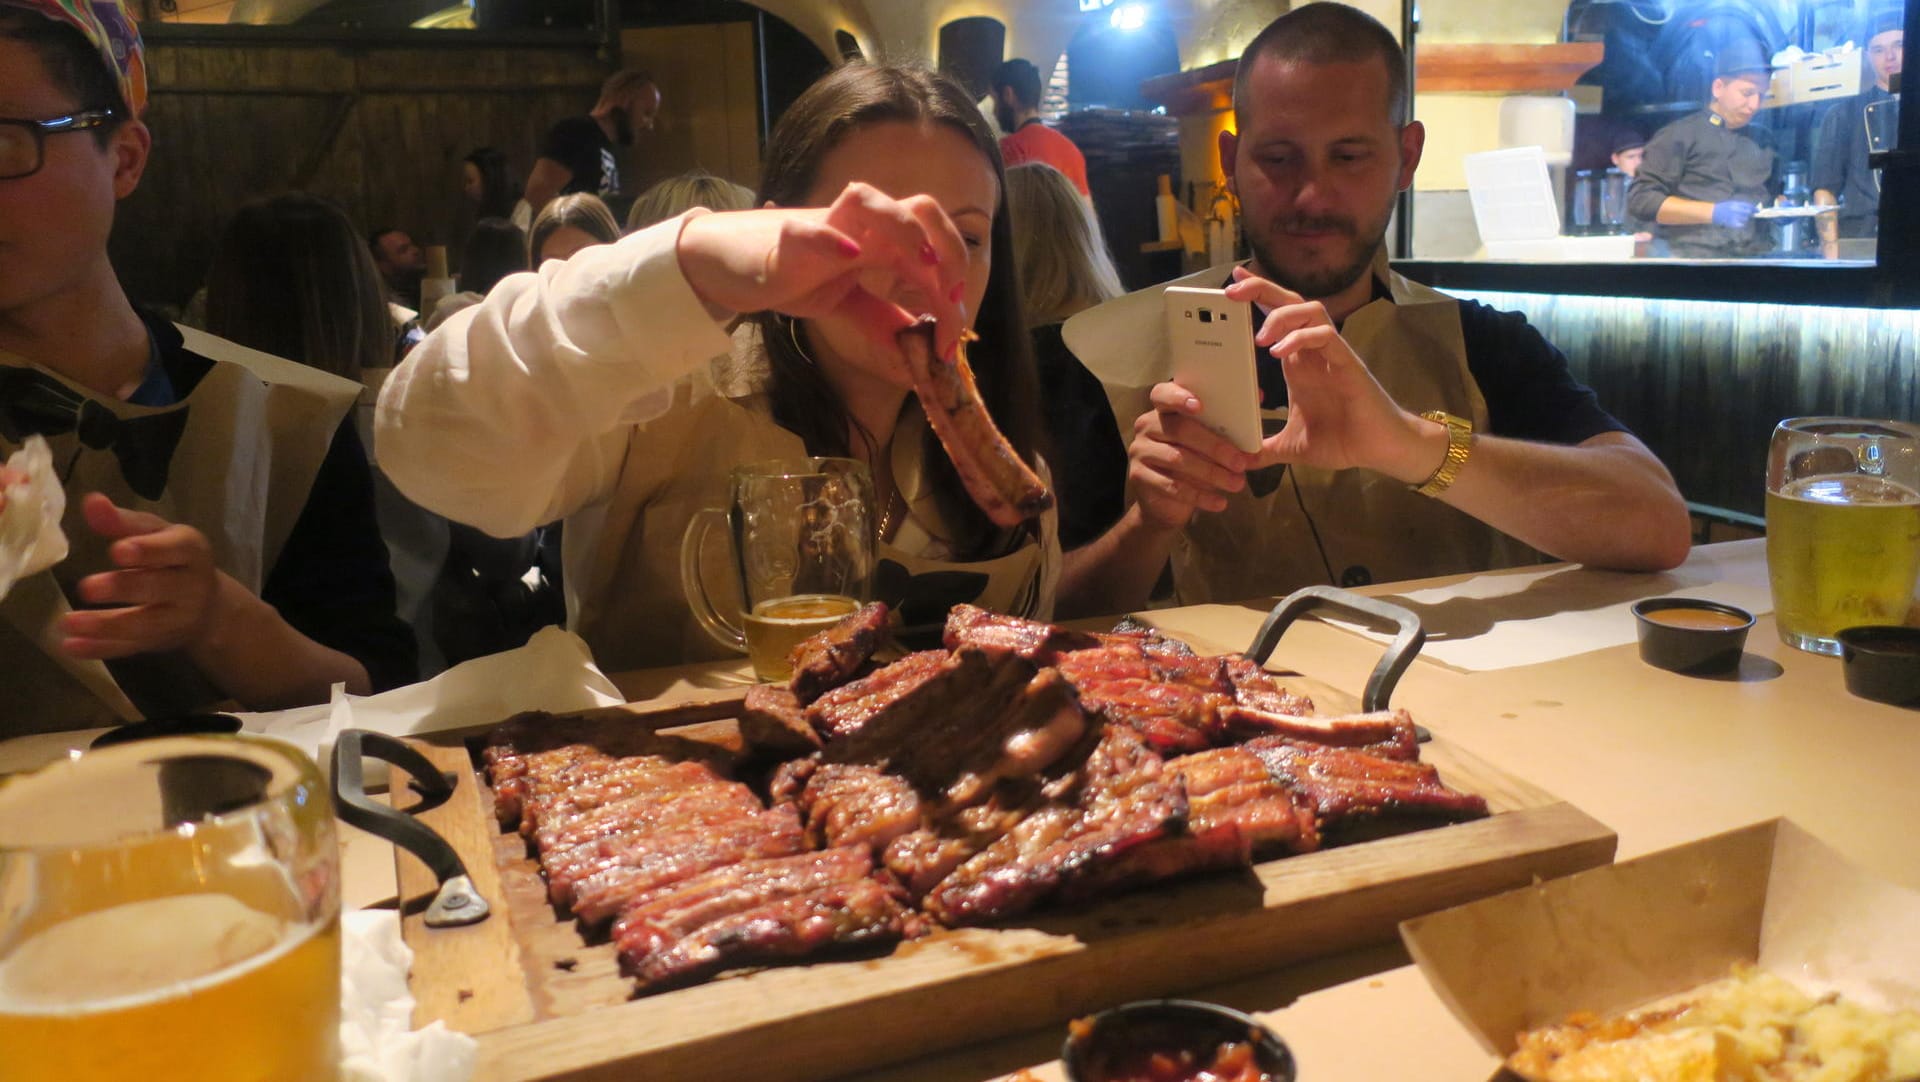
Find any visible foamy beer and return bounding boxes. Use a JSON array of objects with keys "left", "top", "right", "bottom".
[
  {"left": 0, "top": 736, "right": 340, "bottom": 1081},
  {"left": 1767, "top": 418, "right": 1920, "bottom": 655},
  {"left": 683, "top": 458, "right": 874, "bottom": 680}
]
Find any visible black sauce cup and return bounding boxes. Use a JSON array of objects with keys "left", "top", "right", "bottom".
[
  {"left": 1631, "top": 598, "right": 1756, "bottom": 675},
  {"left": 1062, "top": 999, "right": 1296, "bottom": 1082},
  {"left": 1838, "top": 626, "right": 1920, "bottom": 707}
]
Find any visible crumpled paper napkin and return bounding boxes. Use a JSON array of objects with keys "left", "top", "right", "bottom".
[
  {"left": 0, "top": 436, "right": 68, "bottom": 602},
  {"left": 238, "top": 625, "right": 625, "bottom": 774},
  {"left": 340, "top": 908, "right": 476, "bottom": 1082}
]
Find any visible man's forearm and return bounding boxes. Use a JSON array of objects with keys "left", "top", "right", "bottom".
[
  {"left": 1814, "top": 189, "right": 1840, "bottom": 245},
  {"left": 1057, "top": 504, "right": 1180, "bottom": 618},
  {"left": 1655, "top": 196, "right": 1719, "bottom": 225},
  {"left": 1433, "top": 432, "right": 1691, "bottom": 572},
  {"left": 188, "top": 573, "right": 372, "bottom": 710}
]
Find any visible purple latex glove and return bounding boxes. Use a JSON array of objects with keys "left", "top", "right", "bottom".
[{"left": 1711, "top": 200, "right": 1757, "bottom": 229}]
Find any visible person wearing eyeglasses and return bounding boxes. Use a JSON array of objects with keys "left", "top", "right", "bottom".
[{"left": 0, "top": 0, "right": 414, "bottom": 734}]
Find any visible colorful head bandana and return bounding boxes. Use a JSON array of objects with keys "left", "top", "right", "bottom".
[{"left": 4, "top": 0, "right": 148, "bottom": 117}]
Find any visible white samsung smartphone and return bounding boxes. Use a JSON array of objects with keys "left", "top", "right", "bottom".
[{"left": 1164, "top": 285, "right": 1262, "bottom": 454}]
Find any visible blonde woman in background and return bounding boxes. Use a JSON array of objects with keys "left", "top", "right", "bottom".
[
  {"left": 625, "top": 170, "right": 755, "bottom": 233},
  {"left": 1004, "top": 161, "right": 1129, "bottom": 565},
  {"left": 528, "top": 192, "right": 621, "bottom": 267}
]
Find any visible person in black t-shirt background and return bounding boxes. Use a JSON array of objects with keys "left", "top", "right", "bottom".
[{"left": 524, "top": 68, "right": 661, "bottom": 216}]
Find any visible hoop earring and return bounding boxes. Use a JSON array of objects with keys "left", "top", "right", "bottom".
[{"left": 785, "top": 315, "right": 817, "bottom": 367}]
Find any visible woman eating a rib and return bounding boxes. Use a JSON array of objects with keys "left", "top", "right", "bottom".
[{"left": 375, "top": 62, "right": 1058, "bottom": 673}]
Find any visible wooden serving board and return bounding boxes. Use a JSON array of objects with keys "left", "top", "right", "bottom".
[{"left": 390, "top": 679, "right": 1615, "bottom": 1082}]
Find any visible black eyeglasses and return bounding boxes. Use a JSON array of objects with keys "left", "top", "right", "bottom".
[{"left": 0, "top": 109, "right": 118, "bottom": 181}]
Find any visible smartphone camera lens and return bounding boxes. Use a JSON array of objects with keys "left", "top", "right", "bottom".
[{"left": 1200, "top": 309, "right": 1214, "bottom": 324}]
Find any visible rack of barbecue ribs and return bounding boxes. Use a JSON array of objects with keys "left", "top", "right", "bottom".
[{"left": 483, "top": 602, "right": 1486, "bottom": 994}]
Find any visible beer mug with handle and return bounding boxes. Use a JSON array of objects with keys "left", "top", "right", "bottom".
[
  {"left": 1767, "top": 418, "right": 1920, "bottom": 655},
  {"left": 681, "top": 458, "right": 875, "bottom": 681},
  {"left": 0, "top": 735, "right": 341, "bottom": 1082}
]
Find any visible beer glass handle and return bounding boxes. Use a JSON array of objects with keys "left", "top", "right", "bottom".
[{"left": 681, "top": 506, "right": 747, "bottom": 652}]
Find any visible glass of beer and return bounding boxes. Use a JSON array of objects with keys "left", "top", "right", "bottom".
[
  {"left": 682, "top": 457, "right": 874, "bottom": 680},
  {"left": 1766, "top": 417, "right": 1920, "bottom": 655},
  {"left": 0, "top": 735, "right": 340, "bottom": 1082}
]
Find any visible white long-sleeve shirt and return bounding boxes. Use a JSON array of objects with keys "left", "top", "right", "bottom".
[{"left": 376, "top": 215, "right": 1058, "bottom": 673}]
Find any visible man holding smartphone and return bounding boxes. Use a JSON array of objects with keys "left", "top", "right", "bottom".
[{"left": 1058, "top": 2, "right": 1689, "bottom": 613}]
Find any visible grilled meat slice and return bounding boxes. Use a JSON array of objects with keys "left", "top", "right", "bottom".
[
  {"left": 484, "top": 713, "right": 732, "bottom": 826},
  {"left": 787, "top": 601, "right": 891, "bottom": 705},
  {"left": 625, "top": 874, "right": 919, "bottom": 991},
  {"left": 611, "top": 846, "right": 913, "bottom": 986},
  {"left": 568, "top": 807, "right": 808, "bottom": 925},
  {"left": 533, "top": 775, "right": 764, "bottom": 867},
  {"left": 942, "top": 604, "right": 1102, "bottom": 664},
  {"left": 1222, "top": 656, "right": 1316, "bottom": 716},
  {"left": 1070, "top": 678, "right": 1228, "bottom": 754},
  {"left": 898, "top": 319, "right": 1053, "bottom": 527},
  {"left": 1216, "top": 707, "right": 1419, "bottom": 760},
  {"left": 740, "top": 684, "right": 822, "bottom": 756},
  {"left": 791, "top": 762, "right": 924, "bottom": 852},
  {"left": 925, "top": 726, "right": 1188, "bottom": 925},
  {"left": 517, "top": 755, "right": 701, "bottom": 839},
  {"left": 805, "top": 649, "right": 948, "bottom": 741},
  {"left": 1173, "top": 747, "right": 1320, "bottom": 855},
  {"left": 822, "top": 649, "right": 1088, "bottom": 809},
  {"left": 1245, "top": 738, "right": 1489, "bottom": 825}
]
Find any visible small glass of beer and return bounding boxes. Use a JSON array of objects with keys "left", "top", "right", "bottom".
[
  {"left": 1766, "top": 418, "right": 1920, "bottom": 655},
  {"left": 0, "top": 735, "right": 340, "bottom": 1082},
  {"left": 682, "top": 458, "right": 874, "bottom": 680}
]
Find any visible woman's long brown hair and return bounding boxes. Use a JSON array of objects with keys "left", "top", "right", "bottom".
[
  {"left": 752, "top": 62, "right": 1045, "bottom": 558},
  {"left": 203, "top": 192, "right": 393, "bottom": 382}
]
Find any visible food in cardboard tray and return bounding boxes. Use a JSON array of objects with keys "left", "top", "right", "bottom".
[
  {"left": 1508, "top": 965, "right": 1920, "bottom": 1082},
  {"left": 484, "top": 605, "right": 1488, "bottom": 993}
]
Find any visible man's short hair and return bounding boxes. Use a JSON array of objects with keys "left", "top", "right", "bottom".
[
  {"left": 0, "top": 9, "right": 127, "bottom": 143},
  {"left": 1232, "top": 3, "right": 1409, "bottom": 126},
  {"left": 368, "top": 227, "right": 402, "bottom": 251},
  {"left": 599, "top": 67, "right": 655, "bottom": 102},
  {"left": 992, "top": 59, "right": 1042, "bottom": 110}
]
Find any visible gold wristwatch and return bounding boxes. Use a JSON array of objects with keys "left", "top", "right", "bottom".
[{"left": 1414, "top": 410, "right": 1473, "bottom": 497}]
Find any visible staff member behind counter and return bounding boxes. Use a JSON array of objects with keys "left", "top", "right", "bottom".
[
  {"left": 1628, "top": 41, "right": 1781, "bottom": 258},
  {"left": 1813, "top": 13, "right": 1904, "bottom": 257}
]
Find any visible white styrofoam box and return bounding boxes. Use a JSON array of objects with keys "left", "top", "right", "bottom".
[{"left": 1464, "top": 146, "right": 1561, "bottom": 244}]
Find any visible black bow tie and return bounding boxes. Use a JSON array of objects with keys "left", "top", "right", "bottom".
[{"left": 0, "top": 365, "right": 189, "bottom": 501}]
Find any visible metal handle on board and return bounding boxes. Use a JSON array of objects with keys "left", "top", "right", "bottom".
[
  {"left": 330, "top": 729, "right": 489, "bottom": 928},
  {"left": 1243, "top": 585, "right": 1427, "bottom": 714}
]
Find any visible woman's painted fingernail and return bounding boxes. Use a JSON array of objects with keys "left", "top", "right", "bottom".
[
  {"left": 948, "top": 281, "right": 965, "bottom": 302},
  {"left": 839, "top": 237, "right": 862, "bottom": 258},
  {"left": 920, "top": 242, "right": 940, "bottom": 265}
]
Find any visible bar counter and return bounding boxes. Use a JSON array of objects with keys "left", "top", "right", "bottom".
[{"left": 326, "top": 537, "right": 1920, "bottom": 1079}]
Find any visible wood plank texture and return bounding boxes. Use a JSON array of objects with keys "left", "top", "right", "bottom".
[
  {"left": 396, "top": 677, "right": 1617, "bottom": 1082},
  {"left": 388, "top": 743, "right": 537, "bottom": 1035},
  {"left": 1458, "top": 291, "right": 1920, "bottom": 518},
  {"left": 1415, "top": 44, "right": 1606, "bottom": 94}
]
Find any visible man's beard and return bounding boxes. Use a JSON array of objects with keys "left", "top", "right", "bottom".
[
  {"left": 1243, "top": 212, "right": 1383, "bottom": 301},
  {"left": 994, "top": 100, "right": 1016, "bottom": 134}
]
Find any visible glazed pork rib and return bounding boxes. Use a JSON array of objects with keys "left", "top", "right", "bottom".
[
  {"left": 787, "top": 601, "right": 891, "bottom": 705},
  {"left": 898, "top": 319, "right": 1053, "bottom": 528},
  {"left": 1245, "top": 737, "right": 1489, "bottom": 825},
  {"left": 611, "top": 847, "right": 918, "bottom": 989}
]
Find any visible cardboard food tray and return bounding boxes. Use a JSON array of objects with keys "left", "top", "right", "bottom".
[
  {"left": 1401, "top": 818, "right": 1920, "bottom": 1071},
  {"left": 391, "top": 678, "right": 1617, "bottom": 1082}
]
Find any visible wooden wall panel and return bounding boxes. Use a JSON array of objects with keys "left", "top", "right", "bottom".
[
  {"left": 620, "top": 23, "right": 762, "bottom": 196},
  {"left": 111, "top": 39, "right": 611, "bottom": 310},
  {"left": 1460, "top": 290, "right": 1920, "bottom": 518}
]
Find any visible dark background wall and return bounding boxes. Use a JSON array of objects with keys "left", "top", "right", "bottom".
[
  {"left": 1465, "top": 290, "right": 1920, "bottom": 518},
  {"left": 115, "top": 37, "right": 611, "bottom": 310}
]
